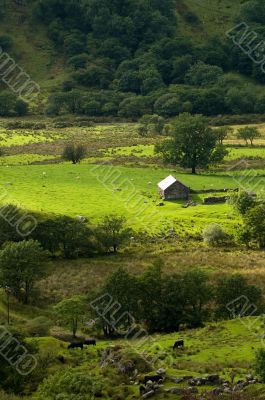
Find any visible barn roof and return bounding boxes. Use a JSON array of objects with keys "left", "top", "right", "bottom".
[{"left": 158, "top": 175, "right": 189, "bottom": 191}]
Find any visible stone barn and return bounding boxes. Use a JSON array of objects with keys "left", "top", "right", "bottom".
[{"left": 158, "top": 175, "right": 190, "bottom": 200}]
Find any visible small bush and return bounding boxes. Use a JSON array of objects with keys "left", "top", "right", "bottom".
[
  {"left": 62, "top": 143, "right": 87, "bottom": 164},
  {"left": 255, "top": 348, "right": 265, "bottom": 383},
  {"left": 202, "top": 223, "right": 227, "bottom": 246},
  {"left": 26, "top": 316, "right": 52, "bottom": 337}
]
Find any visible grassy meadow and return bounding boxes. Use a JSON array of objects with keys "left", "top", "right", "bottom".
[
  {"left": 0, "top": 120, "right": 263, "bottom": 235},
  {"left": 0, "top": 118, "right": 264, "bottom": 399}
]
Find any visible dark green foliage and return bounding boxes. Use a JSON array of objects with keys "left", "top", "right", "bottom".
[
  {"left": 138, "top": 114, "right": 165, "bottom": 136},
  {"left": 0, "top": 35, "right": 13, "bottom": 50},
  {"left": 47, "top": 89, "right": 126, "bottom": 116},
  {"left": 155, "top": 113, "right": 225, "bottom": 173},
  {"left": 93, "top": 263, "right": 212, "bottom": 335},
  {"left": 184, "top": 62, "right": 223, "bottom": 87},
  {"left": 118, "top": 95, "right": 151, "bottom": 119},
  {"left": 54, "top": 296, "right": 87, "bottom": 337},
  {"left": 18, "top": 0, "right": 265, "bottom": 118},
  {"left": 63, "top": 32, "right": 86, "bottom": 56},
  {"left": 0, "top": 240, "right": 48, "bottom": 304},
  {"left": 0, "top": 205, "right": 24, "bottom": 247},
  {"left": 73, "top": 65, "right": 112, "bottom": 89},
  {"left": 244, "top": 204, "right": 265, "bottom": 249},
  {"left": 62, "top": 143, "right": 86, "bottom": 164},
  {"left": 241, "top": 0, "right": 265, "bottom": 24},
  {"left": 237, "top": 126, "right": 261, "bottom": 146},
  {"left": 255, "top": 348, "right": 265, "bottom": 383},
  {"left": 36, "top": 368, "right": 102, "bottom": 400},
  {"left": 171, "top": 55, "right": 194, "bottom": 83},
  {"left": 14, "top": 100, "right": 28, "bottom": 117},
  {"left": 96, "top": 215, "right": 132, "bottom": 253},
  {"left": 0, "top": 92, "right": 28, "bottom": 117},
  {"left": 111, "top": 264, "right": 204, "bottom": 333},
  {"left": 215, "top": 274, "right": 263, "bottom": 319},
  {"left": 229, "top": 191, "right": 257, "bottom": 216},
  {"left": 93, "top": 268, "right": 140, "bottom": 336},
  {"left": 0, "top": 326, "right": 37, "bottom": 394},
  {"left": 230, "top": 193, "right": 265, "bottom": 249},
  {"left": 67, "top": 53, "right": 89, "bottom": 70},
  {"left": 33, "top": 215, "right": 95, "bottom": 258},
  {"left": 154, "top": 93, "right": 184, "bottom": 117},
  {"left": 215, "top": 126, "right": 233, "bottom": 144}
]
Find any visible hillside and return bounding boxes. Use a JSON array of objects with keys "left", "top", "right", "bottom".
[
  {"left": 1, "top": 0, "right": 265, "bottom": 119},
  {"left": 1, "top": 2, "right": 265, "bottom": 400}
]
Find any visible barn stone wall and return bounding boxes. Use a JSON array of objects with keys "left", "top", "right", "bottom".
[{"left": 162, "top": 181, "right": 190, "bottom": 200}]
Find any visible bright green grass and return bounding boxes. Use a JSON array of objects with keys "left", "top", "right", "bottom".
[
  {"left": 0, "top": 164, "right": 263, "bottom": 233},
  {"left": 142, "top": 317, "right": 265, "bottom": 373},
  {"left": 0, "top": 130, "right": 60, "bottom": 147},
  {"left": 226, "top": 147, "right": 265, "bottom": 160},
  {"left": 103, "top": 144, "right": 265, "bottom": 162},
  {"left": 0, "top": 154, "right": 56, "bottom": 165},
  {"left": 28, "top": 317, "right": 265, "bottom": 394}
]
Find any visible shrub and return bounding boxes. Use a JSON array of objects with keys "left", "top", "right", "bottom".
[
  {"left": 0, "top": 35, "right": 13, "bottom": 50},
  {"left": 185, "top": 62, "right": 223, "bottom": 86},
  {"left": 229, "top": 191, "right": 256, "bottom": 216},
  {"left": 0, "top": 240, "right": 48, "bottom": 304},
  {"left": 202, "top": 223, "right": 227, "bottom": 246},
  {"left": 36, "top": 368, "right": 102, "bottom": 399},
  {"left": 255, "top": 348, "right": 265, "bottom": 383},
  {"left": 26, "top": 316, "right": 52, "bottom": 337},
  {"left": 96, "top": 215, "right": 132, "bottom": 253},
  {"left": 62, "top": 143, "right": 86, "bottom": 164},
  {"left": 215, "top": 274, "right": 263, "bottom": 319}
]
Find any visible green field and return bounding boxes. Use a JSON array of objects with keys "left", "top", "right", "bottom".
[
  {"left": 0, "top": 121, "right": 263, "bottom": 236},
  {"left": 0, "top": 120, "right": 264, "bottom": 399},
  {"left": 1, "top": 0, "right": 265, "bottom": 397},
  {"left": 0, "top": 163, "right": 262, "bottom": 234}
]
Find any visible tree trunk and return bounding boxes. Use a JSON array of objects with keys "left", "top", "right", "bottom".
[{"left": 191, "top": 165, "right": 196, "bottom": 174}]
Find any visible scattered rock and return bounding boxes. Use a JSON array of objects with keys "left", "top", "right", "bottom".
[
  {"left": 169, "top": 387, "right": 198, "bottom": 395},
  {"left": 246, "top": 374, "right": 254, "bottom": 381},
  {"left": 171, "top": 377, "right": 184, "bottom": 384},
  {"left": 203, "top": 196, "right": 227, "bottom": 204},
  {"left": 156, "top": 368, "right": 166, "bottom": 375},
  {"left": 210, "top": 388, "right": 224, "bottom": 396},
  {"left": 76, "top": 215, "right": 87, "bottom": 222},
  {"left": 142, "top": 390, "right": 155, "bottom": 398},
  {"left": 170, "top": 387, "right": 185, "bottom": 395}
]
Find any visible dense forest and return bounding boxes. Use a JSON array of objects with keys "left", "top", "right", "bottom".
[{"left": 1, "top": 0, "right": 265, "bottom": 118}]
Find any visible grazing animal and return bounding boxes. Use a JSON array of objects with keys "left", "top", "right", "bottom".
[
  {"left": 173, "top": 339, "right": 184, "bottom": 350},
  {"left": 57, "top": 355, "right": 66, "bottom": 364},
  {"left": 84, "top": 339, "right": 96, "bottom": 346},
  {"left": 143, "top": 375, "right": 163, "bottom": 385},
  {"left": 68, "top": 342, "right": 84, "bottom": 350},
  {"left": 139, "top": 385, "right": 146, "bottom": 395}
]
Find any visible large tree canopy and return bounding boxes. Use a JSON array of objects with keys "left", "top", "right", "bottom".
[{"left": 155, "top": 113, "right": 226, "bottom": 173}]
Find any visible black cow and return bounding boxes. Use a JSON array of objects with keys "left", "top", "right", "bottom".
[
  {"left": 139, "top": 385, "right": 146, "bottom": 395},
  {"left": 143, "top": 375, "right": 163, "bottom": 385},
  {"left": 84, "top": 339, "right": 96, "bottom": 346},
  {"left": 173, "top": 339, "right": 184, "bottom": 350},
  {"left": 57, "top": 355, "right": 66, "bottom": 363},
  {"left": 68, "top": 342, "right": 84, "bottom": 350}
]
